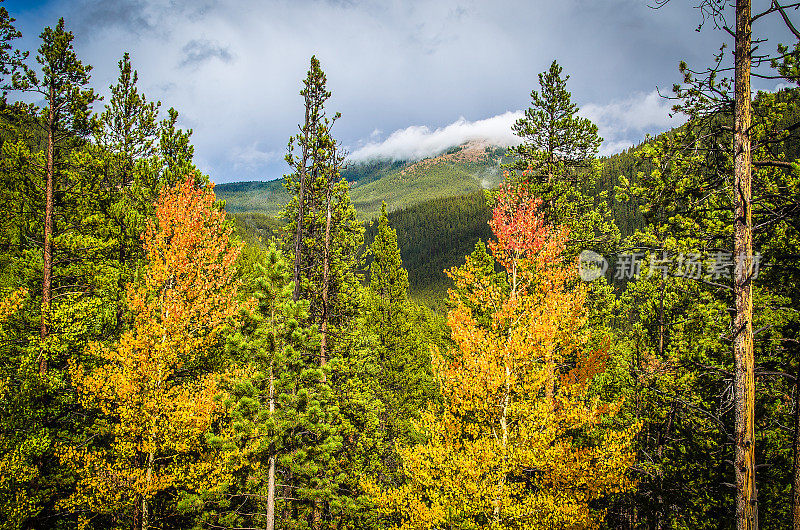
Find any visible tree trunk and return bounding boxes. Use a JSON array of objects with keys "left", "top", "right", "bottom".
[
  {"left": 39, "top": 86, "right": 56, "bottom": 374},
  {"left": 793, "top": 360, "right": 800, "bottom": 530},
  {"left": 267, "top": 364, "right": 276, "bottom": 530},
  {"left": 142, "top": 448, "right": 154, "bottom": 530},
  {"left": 494, "top": 363, "right": 511, "bottom": 524},
  {"left": 319, "top": 190, "right": 332, "bottom": 370},
  {"left": 733, "top": 1, "right": 756, "bottom": 528},
  {"left": 292, "top": 102, "right": 311, "bottom": 303}
]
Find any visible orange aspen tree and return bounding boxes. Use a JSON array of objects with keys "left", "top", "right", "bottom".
[
  {"left": 61, "top": 176, "right": 241, "bottom": 530},
  {"left": 366, "top": 184, "right": 638, "bottom": 529}
]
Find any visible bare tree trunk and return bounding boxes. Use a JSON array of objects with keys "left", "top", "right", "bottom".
[
  {"left": 319, "top": 189, "right": 332, "bottom": 370},
  {"left": 793, "top": 360, "right": 800, "bottom": 530},
  {"left": 39, "top": 87, "right": 55, "bottom": 374},
  {"left": 733, "top": 1, "right": 756, "bottom": 528},
  {"left": 267, "top": 364, "right": 276, "bottom": 530},
  {"left": 494, "top": 363, "right": 511, "bottom": 524}
]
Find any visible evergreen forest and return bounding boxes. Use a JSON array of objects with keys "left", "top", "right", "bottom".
[{"left": 1, "top": 2, "right": 800, "bottom": 529}]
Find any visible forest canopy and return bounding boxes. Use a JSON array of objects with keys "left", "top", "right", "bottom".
[{"left": 0, "top": 1, "right": 799, "bottom": 529}]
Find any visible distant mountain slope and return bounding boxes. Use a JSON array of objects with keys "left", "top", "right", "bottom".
[
  {"left": 214, "top": 179, "right": 287, "bottom": 215},
  {"left": 216, "top": 141, "right": 509, "bottom": 219},
  {"left": 364, "top": 190, "right": 493, "bottom": 309}
]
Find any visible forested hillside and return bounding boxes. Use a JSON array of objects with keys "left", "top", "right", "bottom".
[
  {"left": 217, "top": 142, "right": 506, "bottom": 219},
  {"left": 2, "top": 2, "right": 800, "bottom": 530},
  {"left": 364, "top": 191, "right": 493, "bottom": 307},
  {"left": 230, "top": 140, "right": 663, "bottom": 309}
]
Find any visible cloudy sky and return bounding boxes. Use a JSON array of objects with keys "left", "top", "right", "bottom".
[{"left": 3, "top": 0, "right": 795, "bottom": 183}]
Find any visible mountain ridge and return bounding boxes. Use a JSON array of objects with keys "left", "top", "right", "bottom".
[{"left": 215, "top": 140, "right": 510, "bottom": 219}]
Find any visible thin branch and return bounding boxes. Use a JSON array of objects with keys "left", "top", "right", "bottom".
[{"left": 773, "top": 0, "right": 800, "bottom": 40}]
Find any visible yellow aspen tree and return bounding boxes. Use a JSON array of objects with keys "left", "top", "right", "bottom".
[
  {"left": 61, "top": 176, "right": 241, "bottom": 530},
  {"left": 366, "top": 184, "right": 638, "bottom": 529}
]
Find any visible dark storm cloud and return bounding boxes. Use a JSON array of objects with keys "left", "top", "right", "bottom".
[
  {"left": 179, "top": 39, "right": 234, "bottom": 68},
  {"left": 68, "top": 0, "right": 154, "bottom": 36}
]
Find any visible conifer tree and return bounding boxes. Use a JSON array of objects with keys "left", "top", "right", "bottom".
[
  {"left": 0, "top": 0, "right": 24, "bottom": 98},
  {"left": 158, "top": 106, "right": 196, "bottom": 187},
  {"left": 369, "top": 203, "right": 410, "bottom": 346},
  {"left": 96, "top": 52, "right": 160, "bottom": 189},
  {"left": 96, "top": 52, "right": 162, "bottom": 331},
  {"left": 615, "top": 87, "right": 800, "bottom": 526},
  {"left": 0, "top": 21, "right": 110, "bottom": 527},
  {"left": 13, "top": 18, "right": 98, "bottom": 371},
  {"left": 507, "top": 61, "right": 618, "bottom": 258},
  {"left": 282, "top": 55, "right": 368, "bottom": 529},
  {"left": 510, "top": 60, "right": 601, "bottom": 183},
  {"left": 204, "top": 244, "right": 315, "bottom": 530},
  {"left": 616, "top": 3, "right": 800, "bottom": 524},
  {"left": 367, "top": 203, "right": 436, "bottom": 460}
]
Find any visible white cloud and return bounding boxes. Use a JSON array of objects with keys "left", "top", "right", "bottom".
[
  {"left": 772, "top": 81, "right": 795, "bottom": 92},
  {"left": 581, "top": 90, "right": 679, "bottom": 132},
  {"left": 348, "top": 90, "right": 684, "bottom": 163},
  {"left": 580, "top": 90, "right": 684, "bottom": 156},
  {"left": 349, "top": 111, "right": 523, "bottom": 162}
]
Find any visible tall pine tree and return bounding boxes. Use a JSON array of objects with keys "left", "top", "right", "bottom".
[
  {"left": 367, "top": 203, "right": 436, "bottom": 474},
  {"left": 281, "top": 55, "right": 371, "bottom": 529},
  {"left": 507, "top": 60, "right": 618, "bottom": 258}
]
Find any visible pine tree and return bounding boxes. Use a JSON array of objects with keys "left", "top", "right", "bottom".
[
  {"left": 281, "top": 55, "right": 368, "bottom": 529},
  {"left": 613, "top": 86, "right": 800, "bottom": 526},
  {"left": 367, "top": 203, "right": 436, "bottom": 468},
  {"left": 510, "top": 60, "right": 601, "bottom": 183},
  {"left": 369, "top": 203, "right": 410, "bottom": 349},
  {"left": 0, "top": 20, "right": 112, "bottom": 528},
  {"left": 200, "top": 244, "right": 316, "bottom": 530},
  {"left": 96, "top": 52, "right": 162, "bottom": 333},
  {"left": 0, "top": 0, "right": 24, "bottom": 98},
  {"left": 158, "top": 106, "right": 196, "bottom": 187},
  {"left": 506, "top": 61, "right": 618, "bottom": 259},
  {"left": 13, "top": 17, "right": 98, "bottom": 371},
  {"left": 96, "top": 52, "right": 160, "bottom": 189}
]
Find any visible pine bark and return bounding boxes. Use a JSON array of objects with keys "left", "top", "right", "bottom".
[
  {"left": 793, "top": 361, "right": 800, "bottom": 530},
  {"left": 733, "top": 1, "right": 756, "bottom": 528},
  {"left": 39, "top": 84, "right": 56, "bottom": 374},
  {"left": 319, "top": 187, "right": 332, "bottom": 369}
]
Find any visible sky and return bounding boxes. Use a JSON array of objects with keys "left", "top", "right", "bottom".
[{"left": 3, "top": 0, "right": 796, "bottom": 183}]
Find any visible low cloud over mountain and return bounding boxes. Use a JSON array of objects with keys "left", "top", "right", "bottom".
[
  {"left": 349, "top": 90, "right": 684, "bottom": 163},
  {"left": 349, "top": 112, "right": 523, "bottom": 162}
]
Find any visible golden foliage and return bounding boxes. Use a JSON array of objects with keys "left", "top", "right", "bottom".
[
  {"left": 367, "top": 194, "right": 638, "bottom": 529},
  {"left": 61, "top": 177, "right": 241, "bottom": 526}
]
